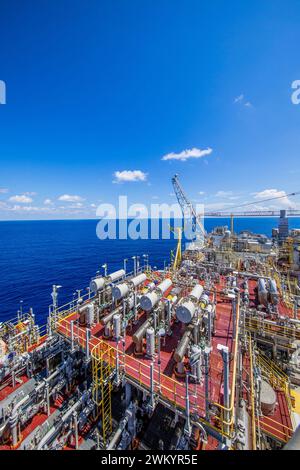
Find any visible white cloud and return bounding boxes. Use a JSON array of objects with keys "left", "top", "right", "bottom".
[
  {"left": 234, "top": 94, "right": 253, "bottom": 108},
  {"left": 234, "top": 94, "right": 244, "bottom": 103},
  {"left": 113, "top": 170, "right": 147, "bottom": 183},
  {"left": 198, "top": 191, "right": 205, "bottom": 196},
  {"left": 253, "top": 189, "right": 293, "bottom": 207},
  {"left": 162, "top": 147, "right": 213, "bottom": 162},
  {"left": 9, "top": 194, "right": 33, "bottom": 204},
  {"left": 44, "top": 198, "right": 53, "bottom": 205},
  {"left": 58, "top": 194, "right": 85, "bottom": 203},
  {"left": 215, "top": 190, "right": 234, "bottom": 198},
  {"left": 0, "top": 188, "right": 9, "bottom": 194},
  {"left": 205, "top": 202, "right": 235, "bottom": 210}
]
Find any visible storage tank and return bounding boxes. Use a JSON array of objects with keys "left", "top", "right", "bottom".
[{"left": 90, "top": 277, "right": 105, "bottom": 293}]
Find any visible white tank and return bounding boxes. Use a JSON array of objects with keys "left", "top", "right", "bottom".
[
  {"left": 190, "top": 284, "right": 203, "bottom": 301},
  {"left": 140, "top": 292, "right": 159, "bottom": 312},
  {"left": 157, "top": 278, "right": 172, "bottom": 294},
  {"left": 130, "top": 273, "right": 147, "bottom": 288},
  {"left": 113, "top": 313, "right": 122, "bottom": 339},
  {"left": 86, "top": 303, "right": 94, "bottom": 326},
  {"left": 176, "top": 299, "right": 196, "bottom": 324},
  {"left": 146, "top": 327, "right": 155, "bottom": 357},
  {"left": 112, "top": 283, "right": 129, "bottom": 301},
  {"left": 107, "top": 269, "right": 125, "bottom": 283},
  {"left": 90, "top": 277, "right": 105, "bottom": 293}
]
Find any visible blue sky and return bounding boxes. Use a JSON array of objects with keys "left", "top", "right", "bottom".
[{"left": 0, "top": 0, "right": 300, "bottom": 219}]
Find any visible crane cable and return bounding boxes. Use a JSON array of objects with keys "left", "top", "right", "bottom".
[{"left": 205, "top": 190, "right": 300, "bottom": 214}]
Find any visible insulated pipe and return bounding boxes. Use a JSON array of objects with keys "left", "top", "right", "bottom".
[
  {"left": 132, "top": 318, "right": 152, "bottom": 344},
  {"left": 101, "top": 307, "right": 122, "bottom": 326},
  {"left": 174, "top": 325, "right": 193, "bottom": 363}
]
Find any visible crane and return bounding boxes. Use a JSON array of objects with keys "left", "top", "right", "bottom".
[{"left": 172, "top": 174, "right": 206, "bottom": 248}]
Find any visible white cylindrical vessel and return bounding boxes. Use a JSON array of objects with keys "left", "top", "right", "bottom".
[
  {"left": 176, "top": 300, "right": 196, "bottom": 324},
  {"left": 90, "top": 277, "right": 105, "bottom": 293},
  {"left": 113, "top": 314, "right": 121, "bottom": 340},
  {"left": 146, "top": 327, "right": 155, "bottom": 358},
  {"left": 107, "top": 269, "right": 125, "bottom": 283},
  {"left": 130, "top": 273, "right": 147, "bottom": 288},
  {"left": 112, "top": 283, "right": 129, "bottom": 301},
  {"left": 86, "top": 303, "right": 94, "bottom": 326},
  {"left": 190, "top": 284, "right": 203, "bottom": 301},
  {"left": 140, "top": 292, "right": 159, "bottom": 312},
  {"left": 157, "top": 279, "right": 172, "bottom": 294}
]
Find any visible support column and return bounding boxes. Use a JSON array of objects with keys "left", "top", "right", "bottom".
[
  {"left": 70, "top": 320, "right": 74, "bottom": 352},
  {"left": 204, "top": 346, "right": 211, "bottom": 421},
  {"left": 149, "top": 362, "right": 155, "bottom": 412},
  {"left": 184, "top": 372, "right": 191, "bottom": 436},
  {"left": 217, "top": 344, "right": 230, "bottom": 436},
  {"left": 85, "top": 328, "right": 91, "bottom": 360},
  {"left": 45, "top": 382, "right": 50, "bottom": 417},
  {"left": 73, "top": 411, "right": 79, "bottom": 450}
]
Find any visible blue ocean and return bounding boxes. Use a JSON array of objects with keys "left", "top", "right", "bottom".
[{"left": 1, "top": 218, "right": 300, "bottom": 325}]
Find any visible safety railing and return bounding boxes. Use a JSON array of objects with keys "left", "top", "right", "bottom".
[
  {"left": 56, "top": 315, "right": 207, "bottom": 417},
  {"left": 245, "top": 317, "right": 300, "bottom": 343},
  {"left": 211, "top": 294, "right": 241, "bottom": 439},
  {"left": 256, "top": 353, "right": 294, "bottom": 442}
]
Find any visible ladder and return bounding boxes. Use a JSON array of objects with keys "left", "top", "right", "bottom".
[{"left": 91, "top": 342, "right": 114, "bottom": 447}]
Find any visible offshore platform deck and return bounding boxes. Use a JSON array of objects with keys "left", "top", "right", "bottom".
[{"left": 1, "top": 177, "right": 300, "bottom": 451}]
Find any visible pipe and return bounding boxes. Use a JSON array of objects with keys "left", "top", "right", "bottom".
[
  {"left": 101, "top": 307, "right": 122, "bottom": 326},
  {"left": 174, "top": 325, "right": 193, "bottom": 363},
  {"left": 132, "top": 318, "right": 152, "bottom": 344},
  {"left": 9, "top": 363, "right": 65, "bottom": 447},
  {"left": 37, "top": 389, "right": 91, "bottom": 449}
]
